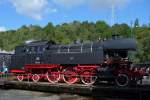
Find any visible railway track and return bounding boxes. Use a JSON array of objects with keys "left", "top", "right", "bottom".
[{"left": 1, "top": 80, "right": 150, "bottom": 99}]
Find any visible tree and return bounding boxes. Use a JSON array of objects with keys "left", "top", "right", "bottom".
[
  {"left": 95, "top": 21, "right": 110, "bottom": 39},
  {"left": 0, "top": 37, "right": 3, "bottom": 48},
  {"left": 134, "top": 18, "right": 140, "bottom": 28},
  {"left": 43, "top": 22, "right": 55, "bottom": 41},
  {"left": 111, "top": 23, "right": 131, "bottom": 37},
  {"left": 28, "top": 25, "right": 42, "bottom": 40},
  {"left": 135, "top": 26, "right": 150, "bottom": 63}
]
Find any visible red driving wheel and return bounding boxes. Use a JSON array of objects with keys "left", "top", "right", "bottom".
[
  {"left": 62, "top": 67, "right": 78, "bottom": 84},
  {"left": 17, "top": 74, "right": 24, "bottom": 82},
  {"left": 32, "top": 74, "right": 40, "bottom": 82},
  {"left": 46, "top": 68, "right": 61, "bottom": 83},
  {"left": 80, "top": 70, "right": 97, "bottom": 85}
]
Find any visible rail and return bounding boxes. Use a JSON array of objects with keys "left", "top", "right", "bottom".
[{"left": 1, "top": 72, "right": 150, "bottom": 99}]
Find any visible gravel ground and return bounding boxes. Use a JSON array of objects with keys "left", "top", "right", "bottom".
[{"left": 0, "top": 89, "right": 92, "bottom": 100}]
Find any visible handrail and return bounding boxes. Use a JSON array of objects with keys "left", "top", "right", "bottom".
[
  {"left": 57, "top": 45, "right": 62, "bottom": 53},
  {"left": 91, "top": 42, "right": 93, "bottom": 53},
  {"left": 81, "top": 44, "right": 83, "bottom": 53},
  {"left": 68, "top": 45, "right": 70, "bottom": 53}
]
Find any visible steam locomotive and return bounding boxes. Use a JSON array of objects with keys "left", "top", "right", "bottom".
[{"left": 8, "top": 35, "right": 145, "bottom": 86}]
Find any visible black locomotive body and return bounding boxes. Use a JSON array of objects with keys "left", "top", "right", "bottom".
[
  {"left": 11, "top": 38, "right": 136, "bottom": 66},
  {"left": 9, "top": 36, "right": 144, "bottom": 86},
  {"left": 45, "top": 42, "right": 104, "bottom": 64}
]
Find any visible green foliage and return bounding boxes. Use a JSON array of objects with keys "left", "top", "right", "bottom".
[
  {"left": 0, "top": 20, "right": 150, "bottom": 63},
  {"left": 111, "top": 23, "right": 131, "bottom": 37},
  {"left": 134, "top": 18, "right": 140, "bottom": 28},
  {"left": 135, "top": 26, "right": 150, "bottom": 63},
  {"left": 95, "top": 21, "right": 110, "bottom": 38}
]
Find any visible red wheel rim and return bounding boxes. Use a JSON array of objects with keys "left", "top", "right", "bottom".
[
  {"left": 17, "top": 74, "right": 24, "bottom": 82},
  {"left": 32, "top": 74, "right": 40, "bottom": 82},
  {"left": 80, "top": 70, "right": 97, "bottom": 85},
  {"left": 62, "top": 68, "right": 78, "bottom": 84},
  {"left": 46, "top": 68, "right": 60, "bottom": 83}
]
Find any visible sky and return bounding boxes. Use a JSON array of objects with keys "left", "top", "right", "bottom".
[{"left": 0, "top": 0, "right": 150, "bottom": 31}]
